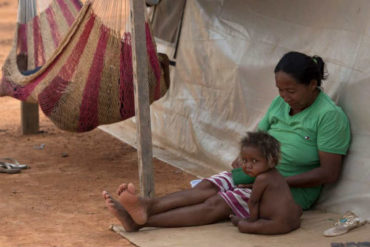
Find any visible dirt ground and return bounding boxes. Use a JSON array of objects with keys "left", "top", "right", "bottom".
[{"left": 0, "top": 1, "right": 196, "bottom": 246}]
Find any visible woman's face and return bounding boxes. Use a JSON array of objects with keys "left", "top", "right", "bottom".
[{"left": 275, "top": 71, "right": 318, "bottom": 113}]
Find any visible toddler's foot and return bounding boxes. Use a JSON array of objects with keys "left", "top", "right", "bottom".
[
  {"left": 230, "top": 214, "right": 241, "bottom": 226},
  {"left": 117, "top": 183, "right": 148, "bottom": 225},
  {"left": 102, "top": 191, "right": 140, "bottom": 232}
]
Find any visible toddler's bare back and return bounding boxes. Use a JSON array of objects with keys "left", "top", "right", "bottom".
[{"left": 255, "top": 169, "right": 302, "bottom": 227}]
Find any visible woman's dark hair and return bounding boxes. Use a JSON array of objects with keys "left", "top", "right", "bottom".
[
  {"left": 274, "top": 51, "right": 327, "bottom": 86},
  {"left": 240, "top": 131, "right": 280, "bottom": 168}
]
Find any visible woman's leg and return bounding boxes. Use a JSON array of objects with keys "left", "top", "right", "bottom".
[
  {"left": 143, "top": 193, "right": 232, "bottom": 227},
  {"left": 102, "top": 191, "right": 140, "bottom": 232},
  {"left": 103, "top": 188, "right": 231, "bottom": 230},
  {"left": 114, "top": 182, "right": 228, "bottom": 226},
  {"left": 116, "top": 180, "right": 220, "bottom": 217}
]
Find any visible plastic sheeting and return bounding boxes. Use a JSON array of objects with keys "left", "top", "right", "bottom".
[
  {"left": 151, "top": 0, "right": 185, "bottom": 43},
  {"left": 101, "top": 0, "right": 370, "bottom": 220}
]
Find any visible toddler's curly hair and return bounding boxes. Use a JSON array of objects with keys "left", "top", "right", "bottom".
[{"left": 240, "top": 131, "right": 281, "bottom": 168}]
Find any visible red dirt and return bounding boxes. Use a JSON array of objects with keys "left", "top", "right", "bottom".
[{"left": 0, "top": 97, "right": 196, "bottom": 247}]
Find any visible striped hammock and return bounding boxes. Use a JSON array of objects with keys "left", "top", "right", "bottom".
[{"left": 0, "top": 0, "right": 169, "bottom": 132}]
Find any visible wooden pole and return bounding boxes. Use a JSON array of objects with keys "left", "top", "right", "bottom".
[
  {"left": 18, "top": 0, "right": 39, "bottom": 135},
  {"left": 129, "top": 0, "right": 155, "bottom": 198},
  {"left": 21, "top": 102, "right": 39, "bottom": 134}
]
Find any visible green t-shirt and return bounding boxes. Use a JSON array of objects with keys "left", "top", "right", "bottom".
[{"left": 258, "top": 91, "right": 351, "bottom": 209}]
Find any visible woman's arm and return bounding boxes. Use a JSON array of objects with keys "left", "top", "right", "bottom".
[{"left": 286, "top": 151, "right": 343, "bottom": 188}]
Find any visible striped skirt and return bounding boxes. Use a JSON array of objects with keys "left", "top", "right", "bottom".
[{"left": 205, "top": 171, "right": 252, "bottom": 218}]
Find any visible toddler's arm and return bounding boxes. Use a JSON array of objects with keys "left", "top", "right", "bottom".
[{"left": 247, "top": 175, "right": 267, "bottom": 222}]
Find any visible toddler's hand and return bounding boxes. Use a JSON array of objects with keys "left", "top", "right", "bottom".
[
  {"left": 231, "top": 158, "right": 242, "bottom": 169},
  {"left": 230, "top": 214, "right": 241, "bottom": 226}
]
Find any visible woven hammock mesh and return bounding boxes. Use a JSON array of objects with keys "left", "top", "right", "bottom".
[{"left": 0, "top": 0, "right": 169, "bottom": 132}]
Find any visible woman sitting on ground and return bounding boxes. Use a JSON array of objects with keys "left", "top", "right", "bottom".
[{"left": 102, "top": 51, "right": 351, "bottom": 234}]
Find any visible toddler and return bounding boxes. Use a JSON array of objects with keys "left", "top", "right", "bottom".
[{"left": 230, "top": 131, "right": 302, "bottom": 234}]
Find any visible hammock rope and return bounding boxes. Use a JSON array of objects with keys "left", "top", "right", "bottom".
[{"left": 1, "top": 0, "right": 169, "bottom": 132}]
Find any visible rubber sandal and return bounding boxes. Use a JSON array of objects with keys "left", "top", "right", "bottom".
[
  {"left": 0, "top": 158, "right": 28, "bottom": 169},
  {"left": 0, "top": 162, "right": 21, "bottom": 174},
  {"left": 323, "top": 211, "right": 367, "bottom": 237}
]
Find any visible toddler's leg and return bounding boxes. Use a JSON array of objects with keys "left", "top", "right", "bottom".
[{"left": 237, "top": 219, "right": 300, "bottom": 235}]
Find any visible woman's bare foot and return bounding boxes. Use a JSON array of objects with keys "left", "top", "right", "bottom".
[
  {"left": 117, "top": 183, "right": 148, "bottom": 225},
  {"left": 102, "top": 191, "right": 140, "bottom": 232},
  {"left": 116, "top": 183, "right": 128, "bottom": 196}
]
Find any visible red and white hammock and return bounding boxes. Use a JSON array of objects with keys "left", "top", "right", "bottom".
[{"left": 0, "top": 0, "right": 168, "bottom": 132}]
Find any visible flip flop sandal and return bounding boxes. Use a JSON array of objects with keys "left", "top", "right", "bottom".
[
  {"left": 0, "top": 158, "right": 28, "bottom": 169},
  {"left": 0, "top": 162, "right": 21, "bottom": 174},
  {"left": 323, "top": 211, "right": 367, "bottom": 237}
]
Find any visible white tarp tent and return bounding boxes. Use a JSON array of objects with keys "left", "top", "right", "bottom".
[{"left": 101, "top": 0, "right": 370, "bottom": 221}]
